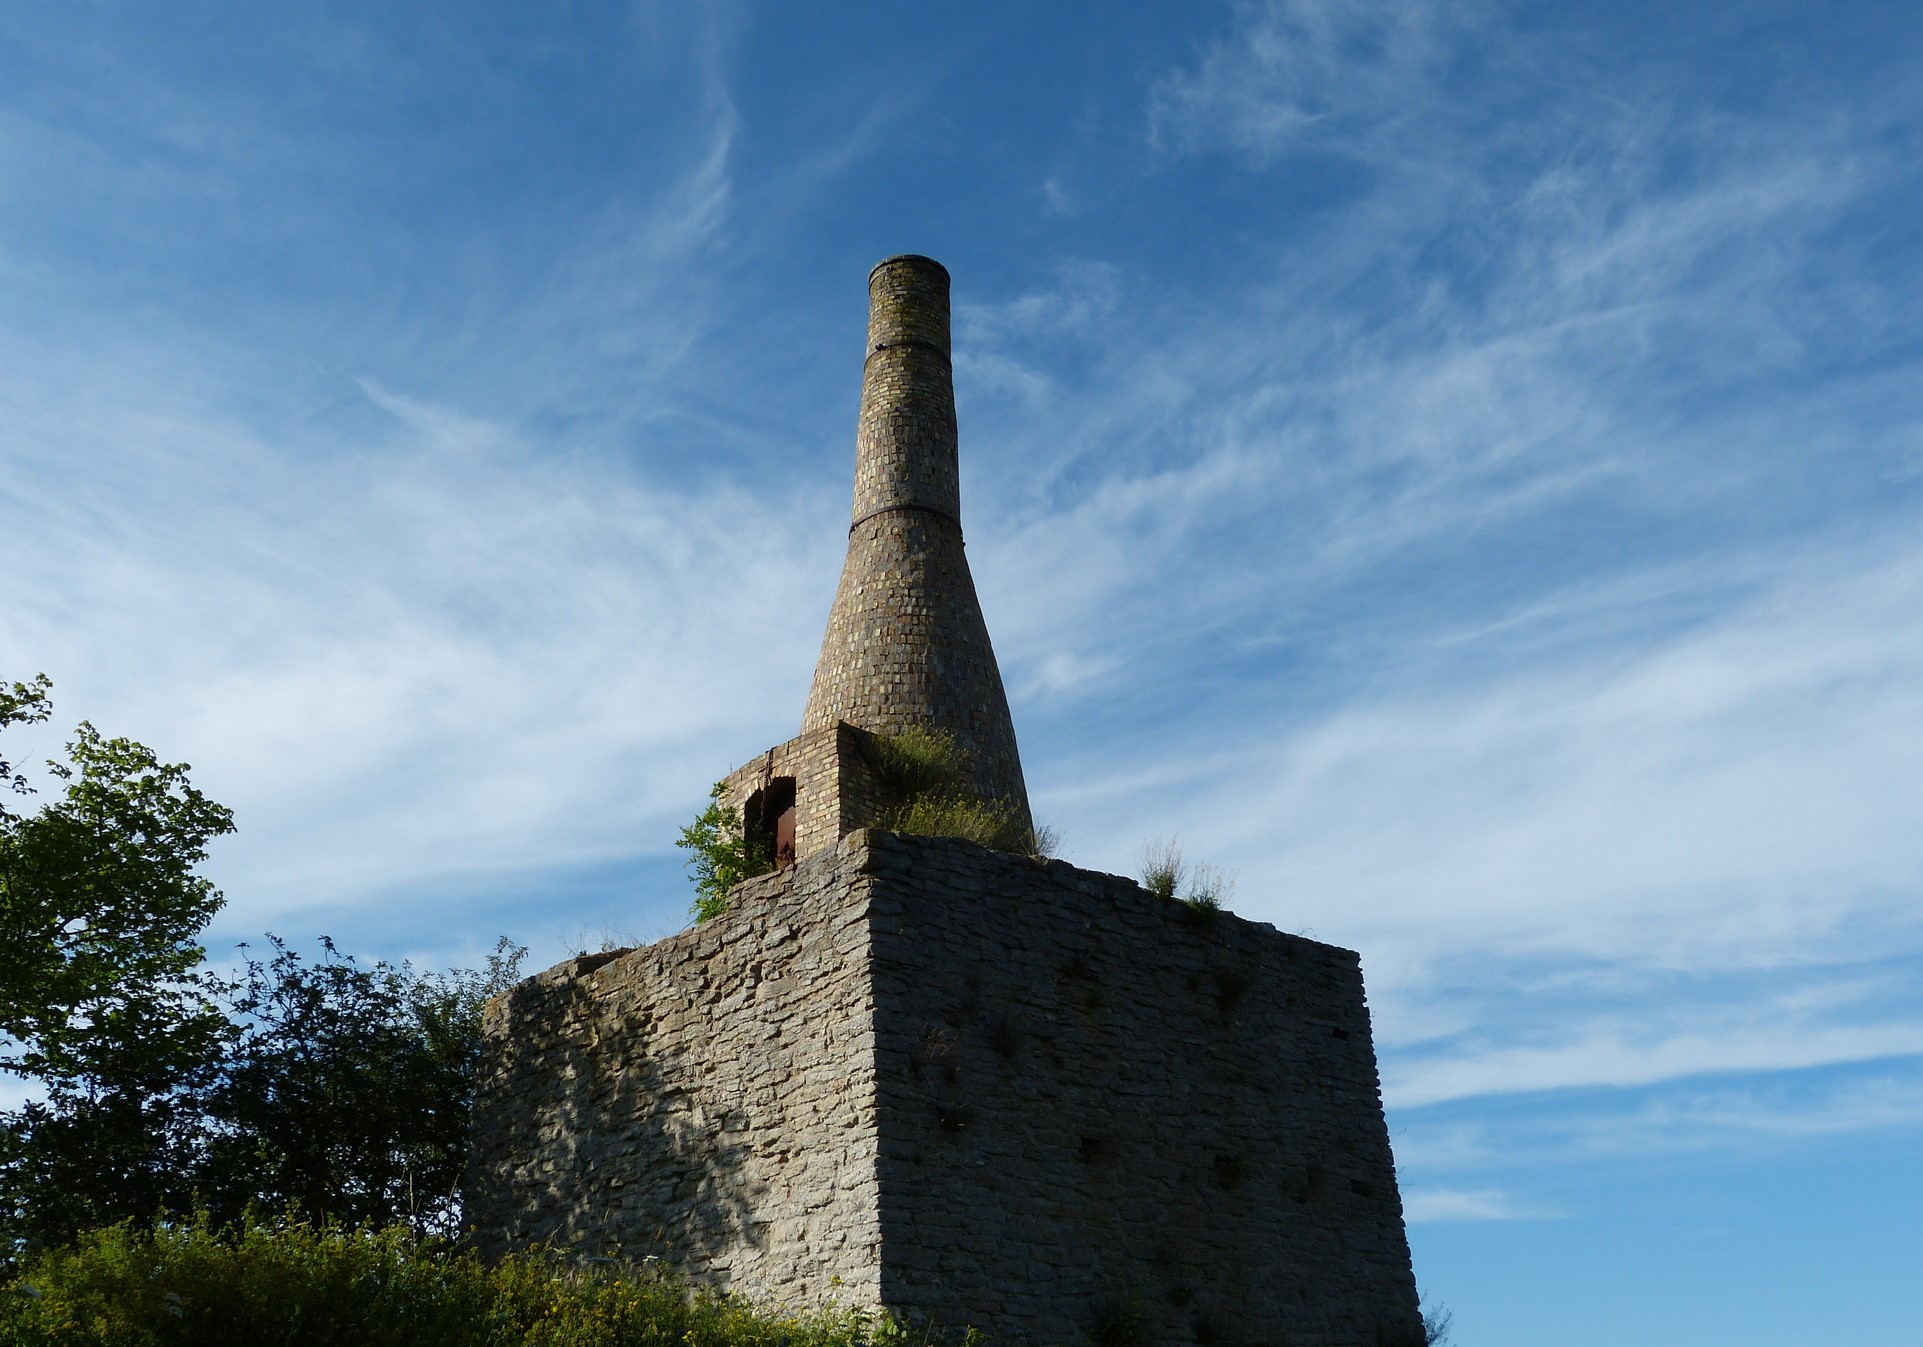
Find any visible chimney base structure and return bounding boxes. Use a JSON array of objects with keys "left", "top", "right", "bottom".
[
  {"left": 465, "top": 259, "right": 1423, "bottom": 1345},
  {"left": 468, "top": 833, "right": 1425, "bottom": 1346}
]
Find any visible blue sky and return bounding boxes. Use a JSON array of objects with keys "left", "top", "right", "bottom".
[{"left": 3, "top": 1, "right": 1920, "bottom": 1341}]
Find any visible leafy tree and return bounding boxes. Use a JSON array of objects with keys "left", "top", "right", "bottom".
[
  {"left": 0, "top": 675, "right": 52, "bottom": 820},
  {"left": 677, "top": 783, "right": 772, "bottom": 923},
  {"left": 0, "top": 676, "right": 235, "bottom": 1246},
  {"left": 0, "top": 673, "right": 528, "bottom": 1244},
  {"left": 197, "top": 936, "right": 524, "bottom": 1235}
]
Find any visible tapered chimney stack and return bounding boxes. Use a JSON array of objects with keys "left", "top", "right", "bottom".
[{"left": 801, "top": 256, "right": 1031, "bottom": 826}]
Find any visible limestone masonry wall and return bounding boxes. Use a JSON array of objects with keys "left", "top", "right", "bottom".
[
  {"left": 466, "top": 850, "right": 885, "bottom": 1307},
  {"left": 468, "top": 832, "right": 1423, "bottom": 1346},
  {"left": 863, "top": 835, "right": 1421, "bottom": 1346}
]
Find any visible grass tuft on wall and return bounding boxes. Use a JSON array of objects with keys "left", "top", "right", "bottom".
[{"left": 866, "top": 728, "right": 1053, "bottom": 858}]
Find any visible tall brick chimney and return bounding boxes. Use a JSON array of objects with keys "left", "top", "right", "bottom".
[{"left": 801, "top": 255, "right": 1031, "bottom": 827}]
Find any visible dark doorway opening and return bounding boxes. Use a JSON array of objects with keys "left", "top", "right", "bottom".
[{"left": 746, "top": 777, "right": 798, "bottom": 870}]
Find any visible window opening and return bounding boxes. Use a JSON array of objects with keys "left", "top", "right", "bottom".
[{"left": 747, "top": 776, "right": 798, "bottom": 870}]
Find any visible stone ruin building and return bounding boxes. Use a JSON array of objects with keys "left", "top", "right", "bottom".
[{"left": 466, "top": 256, "right": 1425, "bottom": 1345}]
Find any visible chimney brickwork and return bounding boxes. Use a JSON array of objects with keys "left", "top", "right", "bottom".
[{"left": 801, "top": 256, "right": 1031, "bottom": 831}]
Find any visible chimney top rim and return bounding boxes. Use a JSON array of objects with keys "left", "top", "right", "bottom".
[{"left": 868, "top": 254, "right": 950, "bottom": 286}]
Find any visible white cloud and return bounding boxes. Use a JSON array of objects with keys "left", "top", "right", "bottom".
[
  {"left": 1390, "top": 1063, "right": 1923, "bottom": 1184},
  {"left": 1385, "top": 1013, "right": 1923, "bottom": 1110},
  {"left": 936, "top": 10, "right": 1923, "bottom": 1141},
  {"left": 0, "top": 385, "right": 840, "bottom": 927},
  {"left": 3, "top": 3, "right": 1920, "bottom": 1201},
  {"left": 0, "top": 59, "right": 805, "bottom": 934},
  {"left": 1222, "top": 536, "right": 1923, "bottom": 967},
  {"left": 1148, "top": 0, "right": 1467, "bottom": 161},
  {"left": 1401, "top": 1185, "right": 1550, "bottom": 1223},
  {"left": 1616, "top": 1073, "right": 1923, "bottom": 1142}
]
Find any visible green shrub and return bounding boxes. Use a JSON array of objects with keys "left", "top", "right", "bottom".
[
  {"left": 866, "top": 729, "right": 1053, "bottom": 859},
  {"left": 0, "top": 1215, "right": 968, "bottom": 1346},
  {"left": 676, "top": 783, "right": 773, "bottom": 924},
  {"left": 675, "top": 730, "right": 1057, "bottom": 925}
]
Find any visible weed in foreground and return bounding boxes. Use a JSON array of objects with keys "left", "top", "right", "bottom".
[{"left": 0, "top": 1215, "right": 969, "bottom": 1347}]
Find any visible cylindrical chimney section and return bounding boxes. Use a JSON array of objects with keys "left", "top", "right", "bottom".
[
  {"left": 803, "top": 256, "right": 1032, "bottom": 832},
  {"left": 852, "top": 256, "right": 961, "bottom": 526}
]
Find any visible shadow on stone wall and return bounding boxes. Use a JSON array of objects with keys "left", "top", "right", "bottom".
[{"left": 480, "top": 968, "right": 765, "bottom": 1279}]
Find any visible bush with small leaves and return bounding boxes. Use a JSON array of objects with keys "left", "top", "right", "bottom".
[{"left": 677, "top": 783, "right": 775, "bottom": 923}]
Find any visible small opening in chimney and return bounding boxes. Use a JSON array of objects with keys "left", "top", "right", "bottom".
[{"left": 746, "top": 777, "right": 798, "bottom": 870}]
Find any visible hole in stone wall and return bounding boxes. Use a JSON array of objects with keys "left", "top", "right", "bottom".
[
  {"left": 1332, "top": 1025, "right": 1350, "bottom": 1039},
  {"left": 1211, "top": 1154, "right": 1246, "bottom": 1190},
  {"left": 1351, "top": 1178, "right": 1376, "bottom": 1198},
  {"left": 1212, "top": 968, "right": 1250, "bottom": 1019},
  {"left": 1079, "top": 1134, "right": 1110, "bottom": 1163},
  {"left": 987, "top": 1016, "right": 1022, "bottom": 1059},
  {"left": 1062, "top": 954, "right": 1104, "bottom": 1008},
  {"left": 1304, "top": 1165, "right": 1331, "bottom": 1201}
]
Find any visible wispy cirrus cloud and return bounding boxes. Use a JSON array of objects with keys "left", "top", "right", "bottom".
[
  {"left": 0, "top": 9, "right": 790, "bottom": 949},
  {"left": 1393, "top": 1061, "right": 1923, "bottom": 1183},
  {"left": 1148, "top": 0, "right": 1472, "bottom": 161},
  {"left": 1, "top": 362, "right": 836, "bottom": 926},
  {"left": 4, "top": 2, "right": 1921, "bottom": 1233},
  {"left": 927, "top": 0, "right": 1923, "bottom": 1182},
  {"left": 1401, "top": 1185, "right": 1552, "bottom": 1223}
]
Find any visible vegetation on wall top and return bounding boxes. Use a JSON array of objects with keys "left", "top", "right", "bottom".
[
  {"left": 863, "top": 727, "right": 1056, "bottom": 860},
  {"left": 676, "top": 728, "right": 1056, "bottom": 926},
  {"left": 1139, "top": 837, "right": 1233, "bottom": 916}
]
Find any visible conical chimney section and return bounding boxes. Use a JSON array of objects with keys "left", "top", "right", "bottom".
[{"left": 801, "top": 255, "right": 1031, "bottom": 827}]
